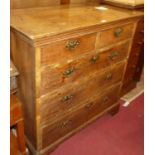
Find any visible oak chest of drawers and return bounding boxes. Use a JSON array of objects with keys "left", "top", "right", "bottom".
[{"left": 10, "top": 4, "right": 143, "bottom": 155}]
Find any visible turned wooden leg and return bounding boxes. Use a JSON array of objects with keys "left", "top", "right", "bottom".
[
  {"left": 109, "top": 105, "right": 120, "bottom": 116},
  {"left": 16, "top": 120, "right": 27, "bottom": 155}
]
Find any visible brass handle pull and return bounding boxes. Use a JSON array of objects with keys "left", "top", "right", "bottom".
[
  {"left": 109, "top": 51, "right": 119, "bottom": 60},
  {"left": 90, "top": 55, "right": 100, "bottom": 63},
  {"left": 62, "top": 94, "right": 74, "bottom": 102},
  {"left": 103, "top": 96, "right": 109, "bottom": 103},
  {"left": 63, "top": 67, "right": 75, "bottom": 77},
  {"left": 114, "top": 27, "right": 123, "bottom": 37},
  {"left": 105, "top": 74, "right": 113, "bottom": 80},
  {"left": 85, "top": 102, "right": 93, "bottom": 110},
  {"left": 61, "top": 120, "right": 72, "bottom": 128},
  {"left": 66, "top": 40, "right": 80, "bottom": 50}
]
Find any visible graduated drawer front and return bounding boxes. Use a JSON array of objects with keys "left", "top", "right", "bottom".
[
  {"left": 96, "top": 23, "right": 134, "bottom": 49},
  {"left": 42, "top": 83, "right": 121, "bottom": 148},
  {"left": 41, "top": 41, "right": 130, "bottom": 95},
  {"left": 41, "top": 61, "right": 126, "bottom": 125},
  {"left": 41, "top": 33, "right": 96, "bottom": 66}
]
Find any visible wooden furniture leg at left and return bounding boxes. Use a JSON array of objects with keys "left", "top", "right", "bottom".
[{"left": 10, "top": 95, "right": 27, "bottom": 155}]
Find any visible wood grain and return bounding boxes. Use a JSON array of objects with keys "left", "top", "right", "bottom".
[
  {"left": 121, "top": 17, "right": 144, "bottom": 96},
  {"left": 96, "top": 23, "right": 134, "bottom": 48},
  {"left": 102, "top": 0, "right": 144, "bottom": 9},
  {"left": 10, "top": 0, "right": 97, "bottom": 9},
  {"left": 61, "top": 0, "right": 70, "bottom": 4},
  {"left": 10, "top": 95, "right": 27, "bottom": 155},
  {"left": 41, "top": 61, "right": 126, "bottom": 125},
  {"left": 11, "top": 0, "right": 61, "bottom": 9},
  {"left": 42, "top": 83, "right": 121, "bottom": 148},
  {"left": 10, "top": 131, "right": 19, "bottom": 155},
  {"left": 10, "top": 4, "right": 143, "bottom": 154},
  {"left": 41, "top": 41, "right": 129, "bottom": 95},
  {"left": 10, "top": 5, "right": 143, "bottom": 41},
  {"left": 11, "top": 31, "right": 37, "bottom": 148},
  {"left": 41, "top": 33, "right": 96, "bottom": 66}
]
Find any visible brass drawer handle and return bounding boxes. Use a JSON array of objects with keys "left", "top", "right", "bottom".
[
  {"left": 66, "top": 40, "right": 80, "bottom": 50},
  {"left": 103, "top": 96, "right": 109, "bottom": 103},
  {"left": 85, "top": 102, "right": 93, "bottom": 110},
  {"left": 105, "top": 74, "right": 113, "bottom": 80},
  {"left": 90, "top": 55, "right": 100, "bottom": 63},
  {"left": 63, "top": 67, "right": 75, "bottom": 77},
  {"left": 62, "top": 94, "right": 74, "bottom": 102},
  {"left": 109, "top": 51, "right": 119, "bottom": 60},
  {"left": 114, "top": 27, "right": 123, "bottom": 37},
  {"left": 61, "top": 120, "right": 72, "bottom": 128}
]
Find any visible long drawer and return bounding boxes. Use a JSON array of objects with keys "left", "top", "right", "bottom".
[
  {"left": 41, "top": 33, "right": 97, "bottom": 66},
  {"left": 96, "top": 23, "right": 134, "bottom": 48},
  {"left": 42, "top": 83, "right": 121, "bottom": 149},
  {"left": 41, "top": 61, "right": 126, "bottom": 125},
  {"left": 41, "top": 41, "right": 129, "bottom": 95}
]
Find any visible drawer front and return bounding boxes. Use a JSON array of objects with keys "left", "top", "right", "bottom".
[
  {"left": 42, "top": 83, "right": 121, "bottom": 148},
  {"left": 41, "top": 42, "right": 129, "bottom": 95},
  {"left": 96, "top": 23, "right": 134, "bottom": 48},
  {"left": 41, "top": 61, "right": 126, "bottom": 124},
  {"left": 41, "top": 33, "right": 96, "bottom": 66}
]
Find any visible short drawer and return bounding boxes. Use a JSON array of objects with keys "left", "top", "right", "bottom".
[
  {"left": 96, "top": 23, "right": 134, "bottom": 48},
  {"left": 42, "top": 83, "right": 121, "bottom": 148},
  {"left": 41, "top": 61, "right": 126, "bottom": 124},
  {"left": 41, "top": 33, "right": 96, "bottom": 66},
  {"left": 41, "top": 42, "right": 129, "bottom": 95}
]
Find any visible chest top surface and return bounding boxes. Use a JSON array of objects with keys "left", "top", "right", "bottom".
[{"left": 11, "top": 4, "right": 143, "bottom": 40}]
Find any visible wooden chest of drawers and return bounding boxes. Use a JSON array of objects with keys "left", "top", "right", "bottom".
[{"left": 10, "top": 4, "right": 143, "bottom": 155}]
